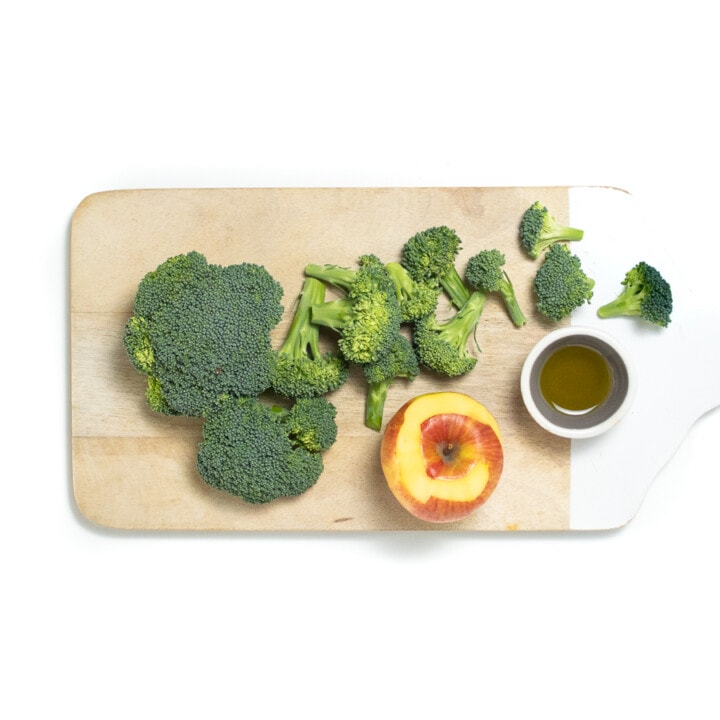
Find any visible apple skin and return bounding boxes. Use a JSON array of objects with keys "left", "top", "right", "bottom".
[{"left": 380, "top": 392, "right": 504, "bottom": 523}]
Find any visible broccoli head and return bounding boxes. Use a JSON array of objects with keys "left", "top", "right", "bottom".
[
  {"left": 271, "top": 277, "right": 349, "bottom": 398},
  {"left": 306, "top": 254, "right": 402, "bottom": 365},
  {"left": 361, "top": 334, "right": 419, "bottom": 431},
  {"left": 533, "top": 244, "right": 595, "bottom": 322},
  {"left": 196, "top": 395, "right": 338, "bottom": 504},
  {"left": 519, "top": 201, "right": 584, "bottom": 259},
  {"left": 465, "top": 249, "right": 527, "bottom": 327},
  {"left": 597, "top": 261, "right": 673, "bottom": 327},
  {"left": 385, "top": 261, "right": 440, "bottom": 323},
  {"left": 124, "top": 251, "right": 283, "bottom": 417},
  {"left": 400, "top": 226, "right": 472, "bottom": 309},
  {"left": 412, "top": 291, "right": 487, "bottom": 377}
]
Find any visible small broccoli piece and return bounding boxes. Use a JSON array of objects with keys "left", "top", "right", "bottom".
[
  {"left": 400, "top": 226, "right": 472, "bottom": 309},
  {"left": 306, "top": 254, "right": 402, "bottom": 365},
  {"left": 124, "top": 251, "right": 284, "bottom": 416},
  {"left": 519, "top": 201, "right": 584, "bottom": 259},
  {"left": 465, "top": 249, "right": 527, "bottom": 327},
  {"left": 385, "top": 261, "right": 440, "bottom": 323},
  {"left": 533, "top": 244, "right": 595, "bottom": 322},
  {"left": 413, "top": 291, "right": 487, "bottom": 377},
  {"left": 597, "top": 261, "right": 673, "bottom": 327},
  {"left": 271, "top": 277, "right": 349, "bottom": 398},
  {"left": 361, "top": 334, "right": 419, "bottom": 431},
  {"left": 196, "top": 395, "right": 337, "bottom": 504},
  {"left": 272, "top": 396, "right": 339, "bottom": 452}
]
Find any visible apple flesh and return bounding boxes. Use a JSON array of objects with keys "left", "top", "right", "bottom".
[{"left": 380, "top": 392, "right": 504, "bottom": 522}]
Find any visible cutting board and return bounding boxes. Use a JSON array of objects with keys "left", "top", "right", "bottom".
[{"left": 69, "top": 186, "right": 719, "bottom": 531}]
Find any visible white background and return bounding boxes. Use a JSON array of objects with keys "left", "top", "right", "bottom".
[{"left": 3, "top": 2, "right": 719, "bottom": 718}]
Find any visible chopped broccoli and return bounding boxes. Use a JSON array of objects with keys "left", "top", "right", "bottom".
[
  {"left": 412, "top": 291, "right": 487, "bottom": 377},
  {"left": 533, "top": 244, "right": 595, "bottom": 322},
  {"left": 385, "top": 261, "right": 440, "bottom": 323},
  {"left": 271, "top": 276, "right": 349, "bottom": 398},
  {"left": 597, "top": 261, "right": 673, "bottom": 327},
  {"left": 271, "top": 396, "right": 339, "bottom": 453},
  {"left": 519, "top": 201, "right": 584, "bottom": 259},
  {"left": 400, "top": 226, "right": 472, "bottom": 309},
  {"left": 305, "top": 254, "right": 402, "bottom": 365},
  {"left": 465, "top": 249, "right": 527, "bottom": 327},
  {"left": 361, "top": 334, "right": 419, "bottom": 431},
  {"left": 124, "top": 251, "right": 283, "bottom": 417},
  {"left": 196, "top": 395, "right": 338, "bottom": 504}
]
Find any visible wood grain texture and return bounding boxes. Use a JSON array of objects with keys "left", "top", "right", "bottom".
[{"left": 70, "top": 187, "right": 571, "bottom": 531}]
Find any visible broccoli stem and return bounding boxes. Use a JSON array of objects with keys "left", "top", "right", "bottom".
[
  {"left": 439, "top": 290, "right": 487, "bottom": 349},
  {"left": 442, "top": 267, "right": 472, "bottom": 310},
  {"left": 499, "top": 275, "right": 527, "bottom": 327},
  {"left": 552, "top": 225, "right": 584, "bottom": 242},
  {"left": 278, "top": 277, "right": 326, "bottom": 360},
  {"left": 310, "top": 298, "right": 354, "bottom": 331},
  {"left": 304, "top": 263, "right": 357, "bottom": 293},
  {"left": 385, "top": 262, "right": 413, "bottom": 300},
  {"left": 596, "top": 296, "right": 638, "bottom": 319},
  {"left": 365, "top": 380, "right": 392, "bottom": 432}
]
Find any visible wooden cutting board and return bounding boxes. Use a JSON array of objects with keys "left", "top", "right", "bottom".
[{"left": 70, "top": 186, "right": 718, "bottom": 531}]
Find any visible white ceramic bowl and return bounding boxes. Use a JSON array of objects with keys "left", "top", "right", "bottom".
[{"left": 520, "top": 326, "right": 636, "bottom": 439}]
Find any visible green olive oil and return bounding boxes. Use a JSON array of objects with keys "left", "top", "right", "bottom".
[{"left": 539, "top": 345, "right": 612, "bottom": 414}]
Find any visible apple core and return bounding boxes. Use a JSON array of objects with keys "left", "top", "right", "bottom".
[{"left": 420, "top": 413, "right": 489, "bottom": 479}]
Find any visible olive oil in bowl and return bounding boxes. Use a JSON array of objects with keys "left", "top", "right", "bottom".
[
  {"left": 520, "top": 327, "right": 635, "bottom": 439},
  {"left": 539, "top": 344, "right": 612, "bottom": 415}
]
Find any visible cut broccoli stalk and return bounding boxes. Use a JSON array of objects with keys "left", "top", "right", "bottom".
[
  {"left": 385, "top": 261, "right": 439, "bottom": 322},
  {"left": 304, "top": 263, "right": 357, "bottom": 292},
  {"left": 519, "top": 201, "right": 584, "bottom": 259},
  {"left": 305, "top": 255, "right": 402, "bottom": 365},
  {"left": 401, "top": 226, "right": 471, "bottom": 309},
  {"left": 413, "top": 291, "right": 487, "bottom": 377},
  {"left": 465, "top": 249, "right": 527, "bottom": 327},
  {"left": 597, "top": 261, "right": 673, "bottom": 327},
  {"left": 361, "top": 335, "right": 419, "bottom": 431},
  {"left": 272, "top": 277, "right": 349, "bottom": 398}
]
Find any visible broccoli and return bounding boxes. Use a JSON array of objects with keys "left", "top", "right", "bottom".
[
  {"left": 124, "top": 251, "right": 284, "bottom": 417},
  {"left": 519, "top": 201, "right": 584, "bottom": 259},
  {"left": 412, "top": 291, "right": 487, "bottom": 377},
  {"left": 385, "top": 261, "right": 440, "bottom": 323},
  {"left": 361, "top": 334, "right": 419, "bottom": 431},
  {"left": 305, "top": 254, "right": 402, "bottom": 365},
  {"left": 533, "top": 244, "right": 595, "bottom": 322},
  {"left": 400, "top": 226, "right": 472, "bottom": 309},
  {"left": 465, "top": 249, "right": 527, "bottom": 327},
  {"left": 271, "top": 276, "right": 349, "bottom": 398},
  {"left": 597, "top": 261, "right": 673, "bottom": 327},
  {"left": 196, "top": 395, "right": 338, "bottom": 504}
]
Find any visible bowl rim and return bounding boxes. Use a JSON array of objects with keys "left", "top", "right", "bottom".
[{"left": 520, "top": 325, "right": 636, "bottom": 439}]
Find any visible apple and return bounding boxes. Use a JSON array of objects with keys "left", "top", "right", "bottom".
[{"left": 380, "top": 392, "right": 504, "bottom": 522}]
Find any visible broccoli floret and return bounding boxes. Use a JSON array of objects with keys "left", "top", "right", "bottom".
[
  {"left": 519, "top": 201, "right": 584, "bottom": 259},
  {"left": 272, "top": 396, "right": 339, "bottom": 452},
  {"left": 305, "top": 254, "right": 402, "bottom": 365},
  {"left": 412, "top": 291, "right": 487, "bottom": 377},
  {"left": 271, "top": 277, "right": 349, "bottom": 398},
  {"left": 597, "top": 261, "right": 673, "bottom": 327},
  {"left": 124, "top": 251, "right": 283, "bottom": 417},
  {"left": 385, "top": 261, "right": 440, "bottom": 322},
  {"left": 465, "top": 249, "right": 527, "bottom": 327},
  {"left": 533, "top": 244, "right": 595, "bottom": 322},
  {"left": 196, "top": 395, "right": 338, "bottom": 504},
  {"left": 400, "top": 226, "right": 472, "bottom": 309},
  {"left": 361, "top": 334, "right": 419, "bottom": 431}
]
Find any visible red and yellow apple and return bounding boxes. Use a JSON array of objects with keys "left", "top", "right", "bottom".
[{"left": 380, "top": 392, "right": 504, "bottom": 523}]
